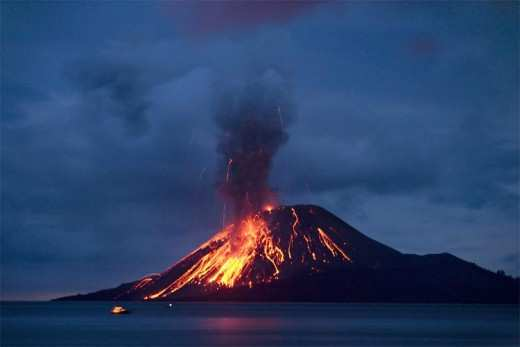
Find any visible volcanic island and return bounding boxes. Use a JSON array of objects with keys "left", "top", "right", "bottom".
[{"left": 59, "top": 204, "right": 518, "bottom": 303}]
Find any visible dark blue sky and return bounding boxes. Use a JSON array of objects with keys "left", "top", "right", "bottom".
[{"left": 2, "top": 1, "right": 518, "bottom": 300}]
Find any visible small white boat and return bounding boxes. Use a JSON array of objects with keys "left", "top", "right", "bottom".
[{"left": 111, "top": 305, "right": 130, "bottom": 314}]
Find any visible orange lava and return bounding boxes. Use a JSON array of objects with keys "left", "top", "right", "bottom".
[
  {"left": 317, "top": 227, "right": 351, "bottom": 261},
  {"left": 141, "top": 208, "right": 352, "bottom": 300},
  {"left": 288, "top": 208, "right": 300, "bottom": 259},
  {"left": 147, "top": 214, "right": 285, "bottom": 299}
]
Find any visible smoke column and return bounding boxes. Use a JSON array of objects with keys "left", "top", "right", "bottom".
[{"left": 215, "top": 70, "right": 294, "bottom": 221}]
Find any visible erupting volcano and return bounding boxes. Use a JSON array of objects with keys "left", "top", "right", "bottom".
[
  {"left": 113, "top": 205, "right": 360, "bottom": 300},
  {"left": 58, "top": 72, "right": 518, "bottom": 303},
  {"left": 61, "top": 204, "right": 518, "bottom": 303}
]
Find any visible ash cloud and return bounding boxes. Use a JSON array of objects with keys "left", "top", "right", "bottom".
[{"left": 215, "top": 70, "right": 295, "bottom": 220}]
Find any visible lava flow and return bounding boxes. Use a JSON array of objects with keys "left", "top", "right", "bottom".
[
  {"left": 110, "top": 75, "right": 353, "bottom": 300},
  {"left": 60, "top": 203, "right": 520, "bottom": 304},
  {"left": 116, "top": 205, "right": 356, "bottom": 301}
]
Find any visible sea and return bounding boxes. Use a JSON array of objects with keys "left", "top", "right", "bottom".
[{"left": 1, "top": 302, "right": 518, "bottom": 347}]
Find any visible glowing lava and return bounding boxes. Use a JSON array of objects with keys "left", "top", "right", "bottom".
[
  {"left": 134, "top": 206, "right": 353, "bottom": 300},
  {"left": 263, "top": 204, "right": 274, "bottom": 213},
  {"left": 146, "top": 214, "right": 285, "bottom": 299}
]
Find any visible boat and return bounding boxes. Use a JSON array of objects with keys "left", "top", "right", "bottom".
[{"left": 111, "top": 305, "right": 129, "bottom": 314}]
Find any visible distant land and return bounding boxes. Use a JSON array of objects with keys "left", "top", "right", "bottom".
[{"left": 58, "top": 205, "right": 519, "bottom": 303}]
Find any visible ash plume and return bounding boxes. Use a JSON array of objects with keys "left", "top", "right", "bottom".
[{"left": 215, "top": 70, "right": 295, "bottom": 221}]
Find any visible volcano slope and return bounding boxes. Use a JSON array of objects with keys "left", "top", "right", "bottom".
[{"left": 59, "top": 205, "right": 518, "bottom": 303}]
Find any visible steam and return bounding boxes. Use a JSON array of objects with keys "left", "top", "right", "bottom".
[{"left": 215, "top": 70, "right": 295, "bottom": 220}]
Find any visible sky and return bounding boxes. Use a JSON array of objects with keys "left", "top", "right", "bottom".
[{"left": 1, "top": 1, "right": 518, "bottom": 300}]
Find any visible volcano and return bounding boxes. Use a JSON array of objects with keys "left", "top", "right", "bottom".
[{"left": 59, "top": 205, "right": 518, "bottom": 303}]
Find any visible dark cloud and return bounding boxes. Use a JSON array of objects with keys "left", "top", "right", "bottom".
[
  {"left": 1, "top": 55, "right": 221, "bottom": 298},
  {"left": 65, "top": 61, "right": 150, "bottom": 136},
  {"left": 277, "top": 109, "right": 518, "bottom": 215}
]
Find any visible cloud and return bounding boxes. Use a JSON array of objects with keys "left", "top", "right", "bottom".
[
  {"left": 273, "top": 89, "right": 518, "bottom": 216},
  {"left": 65, "top": 61, "right": 151, "bottom": 136},
  {"left": 164, "top": 1, "right": 324, "bottom": 36},
  {"left": 1, "top": 54, "right": 221, "bottom": 291}
]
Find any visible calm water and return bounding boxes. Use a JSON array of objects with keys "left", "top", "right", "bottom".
[{"left": 1, "top": 302, "right": 518, "bottom": 346}]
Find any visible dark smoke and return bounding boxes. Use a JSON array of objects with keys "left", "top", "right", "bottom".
[{"left": 215, "top": 70, "right": 295, "bottom": 220}]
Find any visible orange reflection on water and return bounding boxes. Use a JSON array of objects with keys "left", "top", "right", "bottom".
[{"left": 200, "top": 317, "right": 281, "bottom": 331}]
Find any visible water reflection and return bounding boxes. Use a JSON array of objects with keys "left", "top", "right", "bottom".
[{"left": 201, "top": 317, "right": 282, "bottom": 331}]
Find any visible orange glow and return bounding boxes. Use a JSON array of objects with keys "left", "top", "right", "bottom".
[
  {"left": 263, "top": 204, "right": 274, "bottom": 213},
  {"left": 288, "top": 208, "right": 300, "bottom": 259},
  {"left": 317, "top": 227, "right": 351, "bottom": 261},
  {"left": 290, "top": 208, "right": 300, "bottom": 234},
  {"left": 302, "top": 234, "right": 314, "bottom": 258},
  {"left": 139, "top": 209, "right": 353, "bottom": 300},
  {"left": 133, "top": 277, "right": 153, "bottom": 290},
  {"left": 147, "top": 215, "right": 285, "bottom": 299}
]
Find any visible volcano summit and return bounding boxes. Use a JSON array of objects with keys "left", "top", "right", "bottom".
[{"left": 60, "top": 205, "right": 518, "bottom": 303}]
